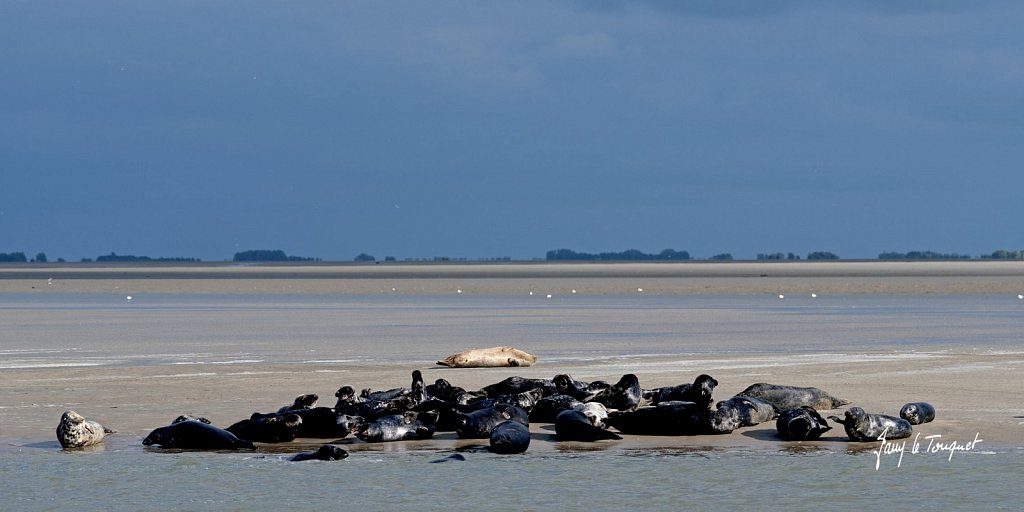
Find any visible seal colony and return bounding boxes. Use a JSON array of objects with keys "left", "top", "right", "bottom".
[{"left": 58, "top": 370, "right": 935, "bottom": 459}]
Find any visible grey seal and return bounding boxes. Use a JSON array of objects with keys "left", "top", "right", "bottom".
[
  {"left": 554, "top": 409, "right": 622, "bottom": 441},
  {"left": 489, "top": 420, "right": 531, "bottom": 454},
  {"left": 738, "top": 383, "right": 849, "bottom": 410},
  {"left": 277, "top": 394, "right": 318, "bottom": 413},
  {"left": 605, "top": 401, "right": 710, "bottom": 436},
  {"left": 829, "top": 407, "right": 913, "bottom": 442},
  {"left": 289, "top": 444, "right": 349, "bottom": 462},
  {"left": 899, "top": 402, "right": 936, "bottom": 425},
  {"left": 355, "top": 411, "right": 436, "bottom": 443},
  {"left": 585, "top": 374, "right": 642, "bottom": 412},
  {"left": 457, "top": 404, "right": 529, "bottom": 439},
  {"left": 226, "top": 413, "right": 303, "bottom": 443},
  {"left": 643, "top": 374, "right": 719, "bottom": 408},
  {"left": 776, "top": 406, "right": 832, "bottom": 440},
  {"left": 708, "top": 396, "right": 778, "bottom": 434},
  {"left": 143, "top": 416, "right": 255, "bottom": 450},
  {"left": 56, "top": 410, "right": 116, "bottom": 449}
]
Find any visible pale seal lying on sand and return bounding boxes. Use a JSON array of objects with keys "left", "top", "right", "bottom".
[
  {"left": 56, "top": 410, "right": 116, "bottom": 449},
  {"left": 899, "top": 402, "right": 936, "bottom": 425},
  {"left": 437, "top": 346, "right": 538, "bottom": 368}
]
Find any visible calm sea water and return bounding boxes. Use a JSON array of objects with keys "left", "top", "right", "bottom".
[{"left": 1, "top": 292, "right": 1022, "bottom": 511}]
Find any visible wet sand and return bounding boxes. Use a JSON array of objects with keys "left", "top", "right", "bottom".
[{"left": 2, "top": 261, "right": 1022, "bottom": 452}]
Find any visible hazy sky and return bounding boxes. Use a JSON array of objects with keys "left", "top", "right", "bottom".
[{"left": 3, "top": 1, "right": 1022, "bottom": 261}]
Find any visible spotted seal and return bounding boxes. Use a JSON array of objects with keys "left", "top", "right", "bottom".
[
  {"left": 277, "top": 394, "right": 318, "bottom": 413},
  {"left": 829, "top": 407, "right": 913, "bottom": 442},
  {"left": 776, "top": 406, "right": 832, "bottom": 440},
  {"left": 899, "top": 402, "right": 936, "bottom": 425},
  {"left": 56, "top": 411, "right": 116, "bottom": 449}
]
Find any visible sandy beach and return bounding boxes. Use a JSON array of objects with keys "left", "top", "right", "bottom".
[{"left": 2, "top": 261, "right": 1022, "bottom": 452}]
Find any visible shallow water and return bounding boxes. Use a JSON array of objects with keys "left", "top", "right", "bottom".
[
  {"left": 1, "top": 292, "right": 1022, "bottom": 510},
  {"left": 4, "top": 440, "right": 1020, "bottom": 511}
]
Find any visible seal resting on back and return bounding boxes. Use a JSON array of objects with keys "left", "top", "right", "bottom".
[
  {"left": 56, "top": 410, "right": 116, "bottom": 449},
  {"left": 437, "top": 346, "right": 538, "bottom": 368},
  {"left": 829, "top": 407, "right": 913, "bottom": 442}
]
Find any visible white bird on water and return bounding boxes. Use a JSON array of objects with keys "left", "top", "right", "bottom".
[
  {"left": 778, "top": 294, "right": 785, "bottom": 299},
  {"left": 1018, "top": 294, "right": 1023, "bottom": 300}
]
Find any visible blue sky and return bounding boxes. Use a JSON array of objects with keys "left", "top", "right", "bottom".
[{"left": 2, "top": 1, "right": 1022, "bottom": 261}]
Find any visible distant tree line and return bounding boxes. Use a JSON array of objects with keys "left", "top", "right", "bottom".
[
  {"left": 94, "top": 252, "right": 201, "bottom": 263},
  {"left": 546, "top": 248, "right": 691, "bottom": 261},
  {"left": 878, "top": 250, "right": 971, "bottom": 260},
  {"left": 1, "top": 251, "right": 51, "bottom": 262},
  {"left": 232, "top": 249, "right": 318, "bottom": 262}
]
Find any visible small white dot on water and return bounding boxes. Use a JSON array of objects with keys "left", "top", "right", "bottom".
[
  {"left": 571, "top": 290, "right": 576, "bottom": 294},
  {"left": 1018, "top": 294, "right": 1023, "bottom": 300},
  {"left": 811, "top": 293, "right": 817, "bottom": 298},
  {"left": 126, "top": 296, "right": 132, "bottom": 301},
  {"left": 778, "top": 294, "right": 785, "bottom": 299},
  {"left": 637, "top": 288, "right": 643, "bottom": 292},
  {"left": 456, "top": 289, "right": 462, "bottom": 294},
  {"left": 546, "top": 294, "right": 552, "bottom": 299}
]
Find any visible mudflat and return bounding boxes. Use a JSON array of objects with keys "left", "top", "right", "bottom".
[{"left": 1, "top": 261, "right": 1022, "bottom": 452}]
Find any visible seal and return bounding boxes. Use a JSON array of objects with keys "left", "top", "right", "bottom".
[
  {"left": 643, "top": 374, "right": 719, "bottom": 408},
  {"left": 356, "top": 411, "right": 436, "bottom": 443},
  {"left": 828, "top": 407, "right": 913, "bottom": 442},
  {"left": 528, "top": 394, "right": 584, "bottom": 423},
  {"left": 56, "top": 410, "right": 116, "bottom": 449},
  {"left": 738, "top": 383, "right": 849, "bottom": 410},
  {"left": 554, "top": 409, "right": 621, "bottom": 441},
  {"left": 585, "top": 374, "right": 642, "bottom": 412},
  {"left": 277, "top": 393, "right": 318, "bottom": 413},
  {"left": 708, "top": 395, "right": 778, "bottom": 434},
  {"left": 776, "top": 406, "right": 832, "bottom": 440},
  {"left": 437, "top": 346, "right": 538, "bottom": 368},
  {"left": 143, "top": 416, "right": 255, "bottom": 450},
  {"left": 227, "top": 413, "right": 303, "bottom": 443},
  {"left": 289, "top": 444, "right": 349, "bottom": 462},
  {"left": 605, "top": 401, "right": 710, "bottom": 436},
  {"left": 479, "top": 376, "right": 555, "bottom": 397},
  {"left": 899, "top": 402, "right": 936, "bottom": 425},
  {"left": 553, "top": 374, "right": 610, "bottom": 400},
  {"left": 489, "top": 420, "right": 531, "bottom": 454},
  {"left": 457, "top": 404, "right": 529, "bottom": 439},
  {"left": 574, "top": 401, "right": 610, "bottom": 429},
  {"left": 251, "top": 407, "right": 362, "bottom": 438}
]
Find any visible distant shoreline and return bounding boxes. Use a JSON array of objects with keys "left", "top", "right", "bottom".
[{"left": 2, "top": 260, "right": 1024, "bottom": 295}]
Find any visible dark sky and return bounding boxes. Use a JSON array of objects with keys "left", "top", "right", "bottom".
[{"left": 3, "top": 1, "right": 1022, "bottom": 261}]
